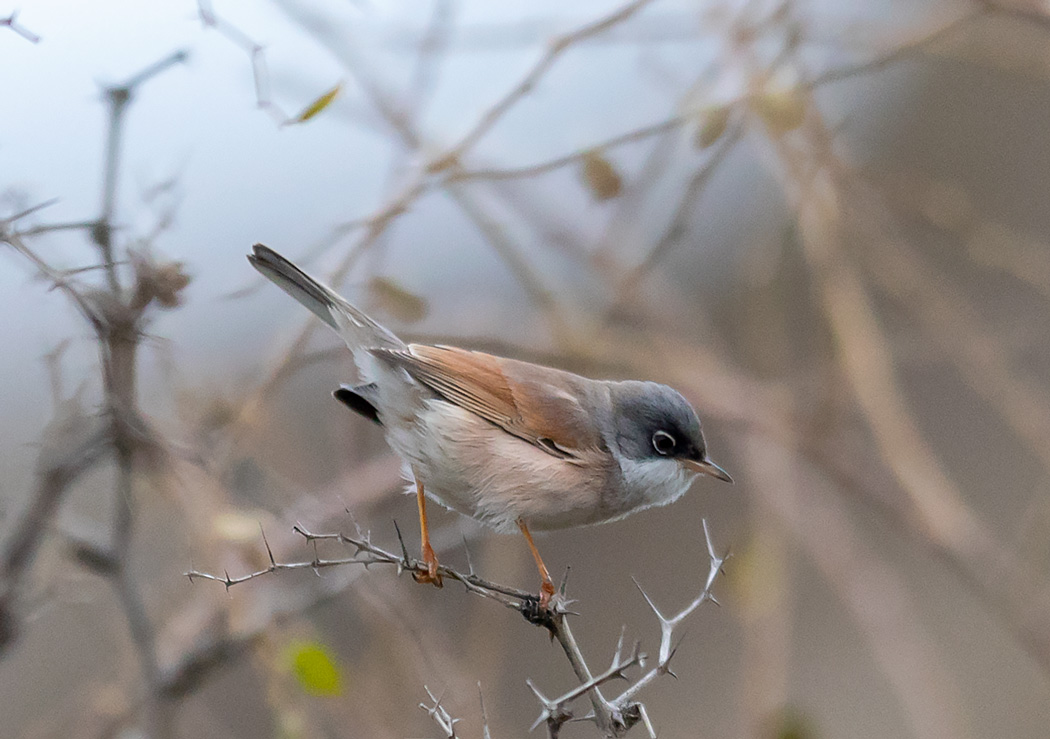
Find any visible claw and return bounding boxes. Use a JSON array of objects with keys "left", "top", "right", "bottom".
[
  {"left": 413, "top": 540, "right": 443, "bottom": 587},
  {"left": 539, "top": 578, "right": 555, "bottom": 610}
]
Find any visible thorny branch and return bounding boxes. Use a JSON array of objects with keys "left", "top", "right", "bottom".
[
  {"left": 187, "top": 522, "right": 546, "bottom": 616},
  {"left": 187, "top": 519, "right": 726, "bottom": 737}
]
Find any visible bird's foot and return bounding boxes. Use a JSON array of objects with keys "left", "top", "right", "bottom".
[
  {"left": 412, "top": 542, "right": 443, "bottom": 588},
  {"left": 521, "top": 582, "right": 559, "bottom": 629},
  {"left": 539, "top": 579, "right": 556, "bottom": 610}
]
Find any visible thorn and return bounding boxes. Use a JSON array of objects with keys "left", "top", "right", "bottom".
[
  {"left": 259, "top": 524, "right": 276, "bottom": 567},
  {"left": 554, "top": 598, "right": 580, "bottom": 617},
  {"left": 701, "top": 518, "right": 715, "bottom": 559},
  {"left": 613, "top": 624, "right": 626, "bottom": 663},
  {"left": 559, "top": 565, "right": 571, "bottom": 595},
  {"left": 478, "top": 682, "right": 491, "bottom": 739},
  {"left": 393, "top": 519, "right": 412, "bottom": 565},
  {"left": 637, "top": 703, "right": 657, "bottom": 738},
  {"left": 632, "top": 577, "right": 665, "bottom": 622},
  {"left": 529, "top": 711, "right": 550, "bottom": 733},
  {"left": 629, "top": 640, "right": 643, "bottom": 666},
  {"left": 461, "top": 534, "right": 476, "bottom": 576},
  {"left": 345, "top": 507, "right": 366, "bottom": 539},
  {"left": 525, "top": 678, "right": 551, "bottom": 706}
]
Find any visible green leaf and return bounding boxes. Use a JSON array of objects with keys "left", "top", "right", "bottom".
[
  {"left": 287, "top": 641, "right": 343, "bottom": 696},
  {"left": 290, "top": 83, "right": 342, "bottom": 124}
]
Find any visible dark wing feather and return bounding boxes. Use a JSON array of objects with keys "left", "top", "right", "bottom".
[{"left": 333, "top": 383, "right": 382, "bottom": 425}]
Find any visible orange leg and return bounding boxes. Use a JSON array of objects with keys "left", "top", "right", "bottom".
[
  {"left": 413, "top": 479, "right": 442, "bottom": 587},
  {"left": 518, "top": 519, "right": 555, "bottom": 608}
]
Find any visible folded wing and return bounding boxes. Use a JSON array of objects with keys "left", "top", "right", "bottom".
[{"left": 374, "top": 345, "right": 605, "bottom": 461}]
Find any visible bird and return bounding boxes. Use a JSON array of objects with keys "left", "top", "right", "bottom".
[{"left": 248, "top": 244, "right": 732, "bottom": 606}]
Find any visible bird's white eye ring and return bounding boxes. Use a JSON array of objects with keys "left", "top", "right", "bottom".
[{"left": 652, "top": 430, "right": 677, "bottom": 455}]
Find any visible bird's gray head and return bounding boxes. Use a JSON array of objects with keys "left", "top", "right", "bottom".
[{"left": 608, "top": 381, "right": 732, "bottom": 483}]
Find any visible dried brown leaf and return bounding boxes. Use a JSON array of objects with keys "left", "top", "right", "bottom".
[
  {"left": 367, "top": 276, "right": 428, "bottom": 323},
  {"left": 580, "top": 149, "right": 623, "bottom": 201},
  {"left": 753, "top": 88, "right": 806, "bottom": 135},
  {"left": 694, "top": 105, "right": 731, "bottom": 149}
]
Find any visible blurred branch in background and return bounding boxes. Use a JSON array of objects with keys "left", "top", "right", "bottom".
[
  {"left": 5, "top": 0, "right": 1050, "bottom": 737},
  {"left": 0, "top": 10, "right": 39, "bottom": 43},
  {"left": 0, "top": 50, "right": 190, "bottom": 738}
]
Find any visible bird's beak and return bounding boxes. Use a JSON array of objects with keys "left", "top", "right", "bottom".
[{"left": 681, "top": 457, "right": 734, "bottom": 483}]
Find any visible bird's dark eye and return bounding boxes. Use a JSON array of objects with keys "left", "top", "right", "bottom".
[{"left": 652, "top": 430, "right": 677, "bottom": 455}]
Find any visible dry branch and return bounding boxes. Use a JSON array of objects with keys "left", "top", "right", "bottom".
[
  {"left": 187, "top": 518, "right": 725, "bottom": 738},
  {"left": 1, "top": 11, "right": 40, "bottom": 43}
]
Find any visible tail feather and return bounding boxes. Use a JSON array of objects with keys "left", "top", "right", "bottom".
[{"left": 248, "top": 244, "right": 403, "bottom": 351}]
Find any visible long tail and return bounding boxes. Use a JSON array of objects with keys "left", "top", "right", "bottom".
[{"left": 248, "top": 243, "right": 403, "bottom": 350}]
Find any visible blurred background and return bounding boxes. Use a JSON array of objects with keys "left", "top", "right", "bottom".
[{"left": 2, "top": 0, "right": 1050, "bottom": 736}]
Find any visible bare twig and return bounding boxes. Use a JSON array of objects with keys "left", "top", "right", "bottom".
[
  {"left": 0, "top": 425, "right": 107, "bottom": 651},
  {"left": 0, "top": 228, "right": 101, "bottom": 324},
  {"left": 196, "top": 0, "right": 289, "bottom": 124},
  {"left": 420, "top": 685, "right": 460, "bottom": 739},
  {"left": 408, "top": 0, "right": 456, "bottom": 115},
  {"left": 443, "top": 184, "right": 573, "bottom": 345},
  {"left": 807, "top": 8, "right": 984, "bottom": 87},
  {"left": 449, "top": 115, "right": 689, "bottom": 184},
  {"left": 980, "top": 0, "right": 1050, "bottom": 32},
  {"left": 479, "top": 682, "right": 493, "bottom": 739},
  {"left": 1, "top": 11, "right": 40, "bottom": 43},
  {"left": 435, "top": 0, "right": 658, "bottom": 169},
  {"left": 861, "top": 224, "right": 1050, "bottom": 480},
  {"left": 615, "top": 120, "right": 745, "bottom": 298},
  {"left": 96, "top": 49, "right": 187, "bottom": 291}
]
